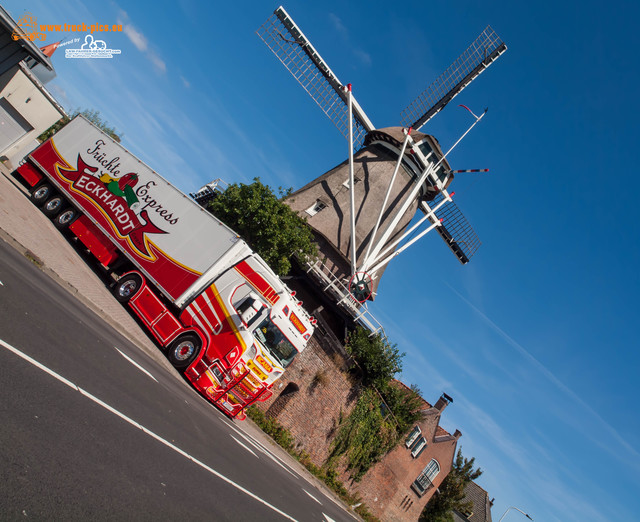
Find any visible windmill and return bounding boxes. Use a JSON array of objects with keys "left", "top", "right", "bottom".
[{"left": 257, "top": 7, "right": 506, "bottom": 332}]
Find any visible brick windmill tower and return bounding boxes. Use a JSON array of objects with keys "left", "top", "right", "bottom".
[{"left": 258, "top": 7, "right": 506, "bottom": 333}]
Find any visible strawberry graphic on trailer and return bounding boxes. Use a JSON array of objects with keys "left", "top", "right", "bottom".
[{"left": 99, "top": 171, "right": 139, "bottom": 209}]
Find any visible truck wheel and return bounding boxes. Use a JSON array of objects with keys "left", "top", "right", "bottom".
[
  {"left": 42, "top": 194, "right": 65, "bottom": 218},
  {"left": 30, "top": 183, "right": 53, "bottom": 207},
  {"left": 53, "top": 208, "right": 78, "bottom": 230},
  {"left": 168, "top": 333, "right": 201, "bottom": 370},
  {"left": 113, "top": 273, "right": 143, "bottom": 303}
]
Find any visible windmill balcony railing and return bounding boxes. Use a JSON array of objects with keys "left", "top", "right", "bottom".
[{"left": 304, "top": 258, "right": 385, "bottom": 337}]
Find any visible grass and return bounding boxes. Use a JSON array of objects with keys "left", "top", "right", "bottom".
[{"left": 23, "top": 250, "right": 43, "bottom": 268}]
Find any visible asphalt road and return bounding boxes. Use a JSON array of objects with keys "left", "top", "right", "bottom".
[{"left": 0, "top": 240, "right": 354, "bottom": 521}]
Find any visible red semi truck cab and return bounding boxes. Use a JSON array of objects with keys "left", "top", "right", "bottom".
[{"left": 15, "top": 115, "right": 315, "bottom": 420}]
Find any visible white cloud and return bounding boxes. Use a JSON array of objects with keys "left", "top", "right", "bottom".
[
  {"left": 148, "top": 52, "right": 166, "bottom": 74},
  {"left": 327, "top": 13, "right": 372, "bottom": 68},
  {"left": 122, "top": 23, "right": 147, "bottom": 51},
  {"left": 117, "top": 9, "right": 165, "bottom": 75},
  {"left": 353, "top": 48, "right": 372, "bottom": 66},
  {"left": 48, "top": 84, "right": 69, "bottom": 108},
  {"left": 444, "top": 282, "right": 640, "bottom": 466},
  {"left": 328, "top": 13, "right": 348, "bottom": 38}
]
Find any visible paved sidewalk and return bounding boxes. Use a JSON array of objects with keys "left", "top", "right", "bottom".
[{"left": 0, "top": 164, "right": 169, "bottom": 369}]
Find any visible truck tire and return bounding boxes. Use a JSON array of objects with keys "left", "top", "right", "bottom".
[
  {"left": 42, "top": 194, "right": 65, "bottom": 218},
  {"left": 168, "top": 333, "right": 201, "bottom": 370},
  {"left": 113, "top": 273, "right": 143, "bottom": 303},
  {"left": 53, "top": 207, "right": 78, "bottom": 230},
  {"left": 30, "top": 183, "right": 53, "bottom": 207}
]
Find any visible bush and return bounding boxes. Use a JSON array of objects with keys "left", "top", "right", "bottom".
[{"left": 245, "top": 407, "right": 294, "bottom": 451}]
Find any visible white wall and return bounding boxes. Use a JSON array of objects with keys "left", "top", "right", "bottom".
[{"left": 0, "top": 64, "right": 65, "bottom": 167}]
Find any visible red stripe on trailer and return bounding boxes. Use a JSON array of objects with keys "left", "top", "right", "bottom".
[{"left": 233, "top": 260, "right": 279, "bottom": 305}]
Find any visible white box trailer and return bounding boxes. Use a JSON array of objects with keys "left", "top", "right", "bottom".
[{"left": 26, "top": 115, "right": 248, "bottom": 304}]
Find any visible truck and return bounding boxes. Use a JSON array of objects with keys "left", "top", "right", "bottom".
[{"left": 14, "top": 115, "right": 315, "bottom": 421}]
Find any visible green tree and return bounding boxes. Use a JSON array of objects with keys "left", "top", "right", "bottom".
[
  {"left": 381, "top": 382, "right": 425, "bottom": 434},
  {"left": 419, "top": 449, "right": 483, "bottom": 522},
  {"left": 38, "top": 108, "right": 122, "bottom": 143},
  {"left": 345, "top": 327, "right": 404, "bottom": 389},
  {"left": 206, "top": 178, "right": 317, "bottom": 276}
]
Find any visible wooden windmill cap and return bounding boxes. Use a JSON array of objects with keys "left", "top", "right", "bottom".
[{"left": 363, "top": 127, "right": 452, "bottom": 174}]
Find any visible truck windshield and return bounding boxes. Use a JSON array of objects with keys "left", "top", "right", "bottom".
[{"left": 253, "top": 316, "right": 297, "bottom": 368}]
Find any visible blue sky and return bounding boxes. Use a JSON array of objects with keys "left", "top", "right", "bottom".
[{"left": 6, "top": 0, "right": 640, "bottom": 520}]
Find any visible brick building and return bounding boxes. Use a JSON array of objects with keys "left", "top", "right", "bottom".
[{"left": 348, "top": 388, "right": 461, "bottom": 521}]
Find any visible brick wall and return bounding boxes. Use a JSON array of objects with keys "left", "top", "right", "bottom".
[{"left": 254, "top": 334, "right": 360, "bottom": 464}]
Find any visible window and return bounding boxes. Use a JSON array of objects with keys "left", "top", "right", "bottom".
[
  {"left": 417, "top": 141, "right": 433, "bottom": 158},
  {"left": 406, "top": 425, "right": 427, "bottom": 457},
  {"left": 405, "top": 426, "right": 421, "bottom": 448},
  {"left": 412, "top": 459, "right": 440, "bottom": 496},
  {"left": 342, "top": 177, "right": 361, "bottom": 189},
  {"left": 411, "top": 437, "right": 427, "bottom": 458},
  {"left": 305, "top": 199, "right": 327, "bottom": 216},
  {"left": 253, "top": 316, "right": 297, "bottom": 368}
]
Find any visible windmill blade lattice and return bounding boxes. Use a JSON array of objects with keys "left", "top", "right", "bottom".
[
  {"left": 257, "top": 7, "right": 370, "bottom": 149},
  {"left": 401, "top": 26, "right": 507, "bottom": 131},
  {"left": 428, "top": 192, "right": 481, "bottom": 264}
]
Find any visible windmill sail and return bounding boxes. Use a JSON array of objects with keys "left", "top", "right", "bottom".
[
  {"left": 257, "top": 6, "right": 374, "bottom": 149},
  {"left": 426, "top": 194, "right": 481, "bottom": 264},
  {"left": 401, "top": 26, "right": 507, "bottom": 131}
]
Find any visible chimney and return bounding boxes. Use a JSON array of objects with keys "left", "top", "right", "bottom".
[
  {"left": 434, "top": 393, "right": 454, "bottom": 412},
  {"left": 453, "top": 429, "right": 462, "bottom": 440}
]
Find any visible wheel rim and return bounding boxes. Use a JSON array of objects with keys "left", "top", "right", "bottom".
[
  {"left": 34, "top": 187, "right": 49, "bottom": 200},
  {"left": 173, "top": 340, "right": 195, "bottom": 362},
  {"left": 118, "top": 280, "right": 138, "bottom": 298},
  {"left": 58, "top": 209, "right": 76, "bottom": 224},
  {"left": 45, "top": 198, "right": 62, "bottom": 212}
]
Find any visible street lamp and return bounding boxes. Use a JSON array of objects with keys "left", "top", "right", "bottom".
[{"left": 498, "top": 506, "right": 533, "bottom": 522}]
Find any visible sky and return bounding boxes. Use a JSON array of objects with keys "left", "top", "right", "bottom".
[{"left": 5, "top": 0, "right": 640, "bottom": 520}]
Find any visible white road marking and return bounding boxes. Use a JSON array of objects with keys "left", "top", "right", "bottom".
[
  {"left": 227, "top": 424, "right": 297, "bottom": 477},
  {"left": 199, "top": 400, "right": 359, "bottom": 520},
  {"left": 231, "top": 435, "right": 259, "bottom": 458},
  {"left": 323, "top": 514, "right": 337, "bottom": 522},
  {"left": 114, "top": 347, "right": 158, "bottom": 382},
  {"left": 0, "top": 280, "right": 4, "bottom": 285},
  {"left": 0, "top": 338, "right": 298, "bottom": 522},
  {"left": 303, "top": 489, "right": 321, "bottom": 504}
]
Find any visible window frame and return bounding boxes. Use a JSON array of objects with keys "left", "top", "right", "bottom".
[
  {"left": 412, "top": 459, "right": 440, "bottom": 496},
  {"left": 405, "top": 426, "right": 421, "bottom": 448},
  {"left": 305, "top": 199, "right": 327, "bottom": 216}
]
